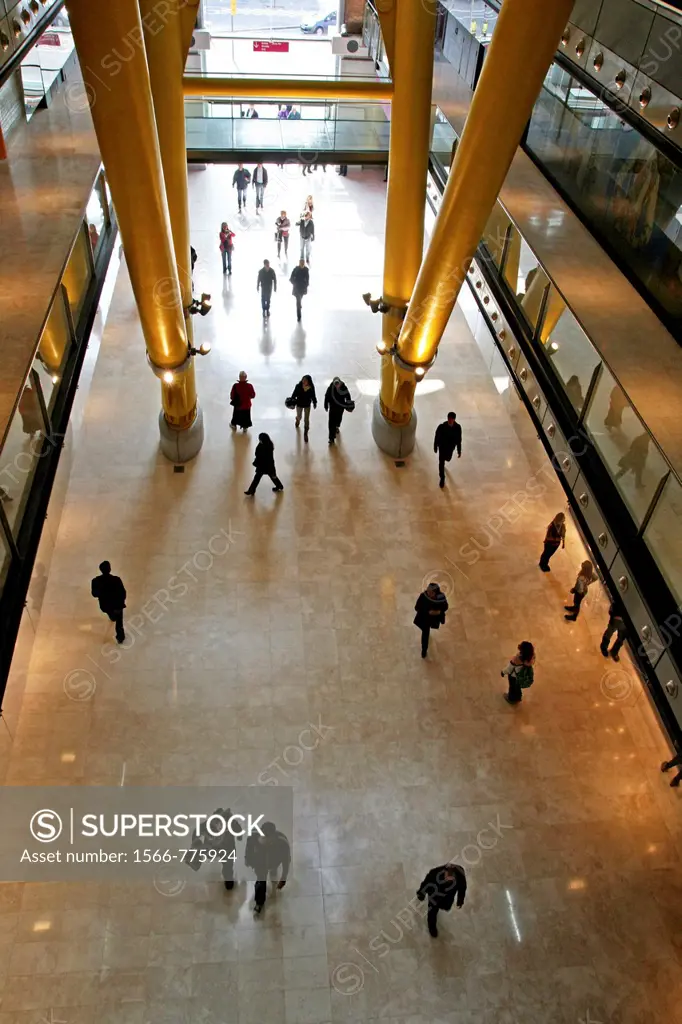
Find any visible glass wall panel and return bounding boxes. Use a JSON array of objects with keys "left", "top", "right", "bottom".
[
  {"left": 483, "top": 205, "right": 511, "bottom": 268},
  {"left": 645, "top": 473, "right": 682, "bottom": 606},
  {"left": 542, "top": 304, "right": 600, "bottom": 417},
  {"left": 584, "top": 366, "right": 669, "bottom": 525},
  {"left": 35, "top": 290, "right": 72, "bottom": 410},
  {"left": 527, "top": 63, "right": 682, "bottom": 330},
  {"left": 86, "top": 176, "right": 108, "bottom": 258},
  {"left": 61, "top": 224, "right": 93, "bottom": 321},
  {"left": 517, "top": 253, "right": 546, "bottom": 330},
  {"left": 0, "top": 371, "right": 48, "bottom": 544}
]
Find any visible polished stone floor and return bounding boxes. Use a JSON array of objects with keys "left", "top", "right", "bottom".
[{"left": 1, "top": 165, "right": 681, "bottom": 1024}]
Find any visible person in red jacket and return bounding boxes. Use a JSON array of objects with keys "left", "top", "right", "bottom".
[
  {"left": 219, "top": 222, "right": 235, "bottom": 275},
  {"left": 230, "top": 371, "right": 256, "bottom": 432}
]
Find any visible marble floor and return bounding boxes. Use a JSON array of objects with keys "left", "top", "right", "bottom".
[{"left": 0, "top": 164, "right": 681, "bottom": 1024}]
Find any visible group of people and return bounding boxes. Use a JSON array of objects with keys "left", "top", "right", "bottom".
[{"left": 227, "top": 372, "right": 355, "bottom": 496}]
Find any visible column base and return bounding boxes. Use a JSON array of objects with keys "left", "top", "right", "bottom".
[
  {"left": 158, "top": 406, "right": 204, "bottom": 463},
  {"left": 371, "top": 397, "right": 417, "bottom": 458}
]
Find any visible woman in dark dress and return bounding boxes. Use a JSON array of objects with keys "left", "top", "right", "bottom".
[
  {"left": 245, "top": 434, "right": 284, "bottom": 496},
  {"left": 230, "top": 371, "right": 255, "bottom": 432}
]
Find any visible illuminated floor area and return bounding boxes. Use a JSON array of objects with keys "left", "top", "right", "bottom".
[{"left": 1, "top": 165, "right": 681, "bottom": 1024}]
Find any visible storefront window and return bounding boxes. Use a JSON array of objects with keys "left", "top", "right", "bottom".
[
  {"left": 527, "top": 64, "right": 682, "bottom": 332},
  {"left": 542, "top": 304, "right": 600, "bottom": 418},
  {"left": 584, "top": 366, "right": 669, "bottom": 525},
  {"left": 0, "top": 370, "right": 48, "bottom": 545},
  {"left": 645, "top": 473, "right": 682, "bottom": 606}
]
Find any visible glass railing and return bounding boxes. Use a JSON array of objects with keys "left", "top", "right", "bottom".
[
  {"left": 185, "top": 101, "right": 391, "bottom": 154},
  {"left": 432, "top": 112, "right": 682, "bottom": 605}
]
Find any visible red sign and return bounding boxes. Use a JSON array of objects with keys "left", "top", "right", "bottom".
[
  {"left": 253, "top": 40, "right": 289, "bottom": 52},
  {"left": 38, "top": 32, "right": 62, "bottom": 46}
]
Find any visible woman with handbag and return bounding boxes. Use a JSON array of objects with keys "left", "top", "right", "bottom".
[
  {"left": 501, "top": 641, "right": 535, "bottom": 704},
  {"left": 244, "top": 434, "right": 284, "bottom": 496},
  {"left": 564, "top": 560, "right": 598, "bottom": 620},
  {"left": 230, "top": 371, "right": 255, "bottom": 432}
]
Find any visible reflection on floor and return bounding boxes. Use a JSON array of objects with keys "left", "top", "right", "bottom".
[{"left": 0, "top": 165, "right": 680, "bottom": 1024}]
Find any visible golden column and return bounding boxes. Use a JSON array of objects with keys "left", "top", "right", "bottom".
[
  {"left": 374, "top": 0, "right": 574, "bottom": 455},
  {"left": 371, "top": 0, "right": 436, "bottom": 457},
  {"left": 68, "top": 0, "right": 203, "bottom": 461}
]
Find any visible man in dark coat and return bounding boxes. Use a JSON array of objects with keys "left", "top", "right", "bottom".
[
  {"left": 245, "top": 433, "right": 283, "bottom": 495},
  {"left": 414, "top": 582, "right": 448, "bottom": 658},
  {"left": 91, "top": 561, "right": 127, "bottom": 644},
  {"left": 289, "top": 259, "right": 309, "bottom": 321},
  {"left": 257, "top": 260, "right": 277, "bottom": 318},
  {"left": 245, "top": 821, "right": 291, "bottom": 913},
  {"left": 434, "top": 411, "right": 462, "bottom": 488},
  {"left": 232, "top": 163, "right": 251, "bottom": 211},
  {"left": 600, "top": 601, "right": 627, "bottom": 661},
  {"left": 417, "top": 862, "right": 467, "bottom": 937},
  {"left": 324, "top": 377, "right": 354, "bottom": 446}
]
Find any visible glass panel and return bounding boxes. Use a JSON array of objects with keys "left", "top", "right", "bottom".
[
  {"left": 502, "top": 223, "right": 521, "bottom": 291},
  {"left": 0, "top": 375, "right": 47, "bottom": 543},
  {"left": 86, "top": 178, "right": 107, "bottom": 257},
  {"left": 584, "top": 366, "right": 669, "bottom": 525},
  {"left": 61, "top": 224, "right": 93, "bottom": 321},
  {"left": 432, "top": 108, "right": 458, "bottom": 171},
  {"left": 541, "top": 301, "right": 600, "bottom": 417},
  {"left": 517, "top": 253, "right": 546, "bottom": 330},
  {"left": 482, "top": 205, "right": 511, "bottom": 268},
  {"left": 35, "top": 291, "right": 72, "bottom": 411},
  {"left": 0, "top": 518, "right": 10, "bottom": 596},
  {"left": 645, "top": 473, "right": 682, "bottom": 606},
  {"left": 526, "top": 63, "right": 682, "bottom": 326}
]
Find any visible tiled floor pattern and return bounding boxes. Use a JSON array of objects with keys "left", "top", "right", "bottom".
[{"left": 0, "top": 165, "right": 680, "bottom": 1024}]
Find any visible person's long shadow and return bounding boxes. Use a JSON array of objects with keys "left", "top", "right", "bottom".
[
  {"left": 290, "top": 323, "right": 307, "bottom": 363},
  {"left": 260, "top": 319, "right": 274, "bottom": 359}
]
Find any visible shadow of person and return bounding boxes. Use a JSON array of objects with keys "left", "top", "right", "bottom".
[
  {"left": 259, "top": 322, "right": 274, "bottom": 359},
  {"left": 290, "top": 325, "right": 307, "bottom": 363}
]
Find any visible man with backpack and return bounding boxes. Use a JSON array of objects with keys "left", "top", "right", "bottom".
[{"left": 501, "top": 641, "right": 535, "bottom": 704}]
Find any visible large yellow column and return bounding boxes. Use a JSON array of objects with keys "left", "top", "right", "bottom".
[
  {"left": 374, "top": 0, "right": 574, "bottom": 454},
  {"left": 140, "top": 0, "right": 194, "bottom": 342},
  {"left": 68, "top": 0, "right": 202, "bottom": 461},
  {"left": 372, "top": 0, "right": 436, "bottom": 455}
]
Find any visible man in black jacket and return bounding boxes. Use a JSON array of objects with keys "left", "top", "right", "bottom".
[
  {"left": 324, "top": 377, "right": 354, "bottom": 446},
  {"left": 289, "top": 259, "right": 309, "bottom": 321},
  {"left": 297, "top": 211, "right": 315, "bottom": 263},
  {"left": 91, "top": 561, "right": 127, "bottom": 644},
  {"left": 600, "top": 601, "right": 627, "bottom": 661},
  {"left": 232, "top": 163, "right": 251, "bottom": 212},
  {"left": 434, "top": 411, "right": 462, "bottom": 488},
  {"left": 245, "top": 821, "right": 291, "bottom": 913},
  {"left": 257, "top": 260, "right": 277, "bottom": 318},
  {"left": 252, "top": 163, "right": 269, "bottom": 211},
  {"left": 417, "top": 862, "right": 467, "bottom": 937}
]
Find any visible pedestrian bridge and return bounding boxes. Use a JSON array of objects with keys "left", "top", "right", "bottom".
[{"left": 184, "top": 72, "right": 392, "bottom": 163}]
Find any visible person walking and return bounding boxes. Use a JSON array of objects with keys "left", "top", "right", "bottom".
[
  {"left": 289, "top": 375, "right": 317, "bottom": 442},
  {"left": 252, "top": 163, "right": 269, "bottom": 211},
  {"left": 416, "top": 863, "right": 467, "bottom": 938},
  {"left": 232, "top": 163, "right": 251, "bottom": 212},
  {"left": 18, "top": 384, "right": 43, "bottom": 437},
  {"left": 244, "top": 434, "right": 284, "bottom": 495},
  {"left": 539, "top": 512, "right": 566, "bottom": 572},
  {"left": 564, "top": 560, "right": 598, "bottom": 620},
  {"left": 219, "top": 222, "right": 235, "bottom": 276},
  {"left": 303, "top": 195, "right": 314, "bottom": 216},
  {"left": 615, "top": 432, "right": 650, "bottom": 489},
  {"left": 257, "top": 260, "right": 277, "bottom": 318},
  {"left": 91, "top": 561, "right": 127, "bottom": 644},
  {"left": 230, "top": 371, "right": 256, "bottom": 432},
  {"left": 297, "top": 211, "right": 315, "bottom": 263},
  {"left": 661, "top": 753, "right": 682, "bottom": 788},
  {"left": 413, "top": 582, "right": 448, "bottom": 658},
  {"left": 600, "top": 601, "right": 627, "bottom": 661},
  {"left": 501, "top": 640, "right": 536, "bottom": 705},
  {"left": 433, "top": 412, "right": 462, "bottom": 488},
  {"left": 604, "top": 385, "right": 628, "bottom": 431},
  {"left": 289, "top": 259, "right": 309, "bottom": 322},
  {"left": 275, "top": 211, "right": 290, "bottom": 258},
  {"left": 324, "top": 377, "right": 354, "bottom": 445},
  {"left": 244, "top": 821, "right": 291, "bottom": 912}
]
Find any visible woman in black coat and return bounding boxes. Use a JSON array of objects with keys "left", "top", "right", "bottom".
[
  {"left": 245, "top": 434, "right": 284, "bottom": 495},
  {"left": 414, "top": 582, "right": 448, "bottom": 658}
]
